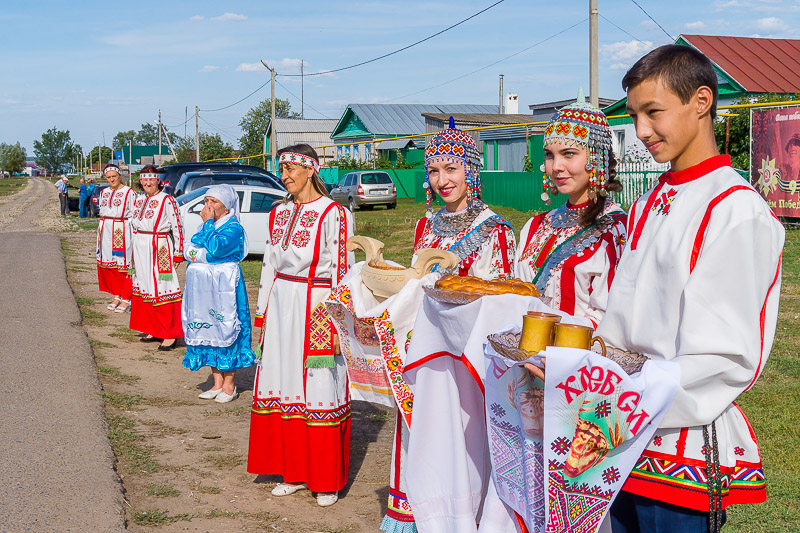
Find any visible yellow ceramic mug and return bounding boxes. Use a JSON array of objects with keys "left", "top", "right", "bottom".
[
  {"left": 553, "top": 323, "right": 607, "bottom": 356},
  {"left": 520, "top": 312, "right": 561, "bottom": 353}
]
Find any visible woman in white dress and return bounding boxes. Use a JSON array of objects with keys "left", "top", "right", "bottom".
[
  {"left": 248, "top": 144, "right": 353, "bottom": 508},
  {"left": 96, "top": 164, "right": 136, "bottom": 312},
  {"left": 129, "top": 165, "right": 185, "bottom": 351}
]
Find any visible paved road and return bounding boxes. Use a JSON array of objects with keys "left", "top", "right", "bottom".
[{"left": 0, "top": 179, "right": 126, "bottom": 532}]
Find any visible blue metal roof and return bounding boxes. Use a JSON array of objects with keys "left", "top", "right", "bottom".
[{"left": 332, "top": 103, "right": 498, "bottom": 139}]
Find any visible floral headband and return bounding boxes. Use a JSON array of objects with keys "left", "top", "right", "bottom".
[
  {"left": 278, "top": 152, "right": 320, "bottom": 173},
  {"left": 140, "top": 172, "right": 161, "bottom": 180},
  {"left": 103, "top": 165, "right": 121, "bottom": 176}
]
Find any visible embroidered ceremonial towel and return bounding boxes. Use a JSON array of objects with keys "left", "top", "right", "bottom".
[
  {"left": 182, "top": 262, "right": 241, "bottom": 347},
  {"left": 327, "top": 262, "right": 437, "bottom": 423},
  {"left": 485, "top": 340, "right": 679, "bottom": 533},
  {"left": 404, "top": 295, "right": 592, "bottom": 533}
]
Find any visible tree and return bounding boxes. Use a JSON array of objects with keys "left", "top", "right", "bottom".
[
  {"left": 0, "top": 142, "right": 27, "bottom": 176},
  {"left": 87, "top": 146, "right": 115, "bottom": 168},
  {"left": 134, "top": 123, "right": 159, "bottom": 145},
  {"left": 33, "top": 127, "right": 74, "bottom": 175},
  {"left": 714, "top": 93, "right": 800, "bottom": 171},
  {"left": 238, "top": 98, "right": 301, "bottom": 164},
  {"left": 200, "top": 133, "right": 234, "bottom": 162},
  {"left": 113, "top": 130, "right": 136, "bottom": 151}
]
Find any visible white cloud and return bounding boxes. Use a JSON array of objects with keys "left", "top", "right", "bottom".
[
  {"left": 211, "top": 13, "right": 247, "bottom": 21},
  {"left": 601, "top": 40, "right": 655, "bottom": 67},
  {"left": 199, "top": 65, "right": 219, "bottom": 72},
  {"left": 189, "top": 15, "right": 204, "bottom": 21},
  {"left": 756, "top": 16, "right": 789, "bottom": 31},
  {"left": 236, "top": 62, "right": 263, "bottom": 72},
  {"left": 684, "top": 21, "right": 707, "bottom": 30}
]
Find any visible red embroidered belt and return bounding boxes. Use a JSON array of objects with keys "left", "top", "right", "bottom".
[
  {"left": 135, "top": 230, "right": 169, "bottom": 236},
  {"left": 275, "top": 272, "right": 332, "bottom": 286},
  {"left": 103, "top": 216, "right": 128, "bottom": 221}
]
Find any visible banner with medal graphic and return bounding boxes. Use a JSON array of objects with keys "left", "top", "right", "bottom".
[
  {"left": 751, "top": 105, "right": 800, "bottom": 218},
  {"left": 485, "top": 339, "right": 679, "bottom": 533}
]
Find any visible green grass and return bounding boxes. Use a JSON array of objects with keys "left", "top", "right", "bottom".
[
  {"left": 106, "top": 413, "right": 161, "bottom": 474},
  {"left": 109, "top": 326, "right": 138, "bottom": 343},
  {"left": 146, "top": 483, "right": 180, "bottom": 498},
  {"left": 97, "top": 365, "right": 140, "bottom": 384},
  {"left": 0, "top": 177, "right": 28, "bottom": 196},
  {"left": 203, "top": 453, "right": 244, "bottom": 468},
  {"left": 103, "top": 391, "right": 143, "bottom": 410},
  {"left": 131, "top": 509, "right": 190, "bottom": 526}
]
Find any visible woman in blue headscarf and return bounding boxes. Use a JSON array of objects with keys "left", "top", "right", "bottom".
[{"left": 182, "top": 184, "right": 256, "bottom": 403}]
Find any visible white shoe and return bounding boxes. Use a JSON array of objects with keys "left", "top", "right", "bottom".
[
  {"left": 316, "top": 491, "right": 338, "bottom": 507},
  {"left": 214, "top": 388, "right": 238, "bottom": 403},
  {"left": 271, "top": 482, "right": 308, "bottom": 496},
  {"left": 198, "top": 388, "right": 222, "bottom": 399}
]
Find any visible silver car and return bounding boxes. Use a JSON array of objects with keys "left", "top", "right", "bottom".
[{"left": 330, "top": 171, "right": 397, "bottom": 211}]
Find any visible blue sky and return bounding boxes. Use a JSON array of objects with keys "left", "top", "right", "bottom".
[{"left": 2, "top": 0, "right": 799, "bottom": 155}]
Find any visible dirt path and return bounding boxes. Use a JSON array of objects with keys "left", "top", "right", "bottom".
[{"left": 61, "top": 205, "right": 395, "bottom": 531}]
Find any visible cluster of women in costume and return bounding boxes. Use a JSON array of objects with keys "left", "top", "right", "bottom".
[{"left": 94, "top": 96, "right": 628, "bottom": 519}]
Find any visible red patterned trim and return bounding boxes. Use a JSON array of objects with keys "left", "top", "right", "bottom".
[
  {"left": 414, "top": 218, "right": 427, "bottom": 248},
  {"left": 629, "top": 180, "right": 667, "bottom": 251},
  {"left": 665, "top": 155, "right": 731, "bottom": 186},
  {"left": 275, "top": 271, "right": 332, "bottom": 286},
  {"left": 404, "top": 351, "right": 484, "bottom": 395},
  {"left": 627, "top": 199, "right": 639, "bottom": 237},
  {"left": 749, "top": 253, "right": 782, "bottom": 391},
  {"left": 374, "top": 312, "right": 414, "bottom": 428}
]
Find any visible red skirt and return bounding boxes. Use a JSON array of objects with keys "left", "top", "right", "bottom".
[
  {"left": 248, "top": 407, "right": 351, "bottom": 493},
  {"left": 97, "top": 265, "right": 132, "bottom": 299},
  {"left": 129, "top": 296, "right": 184, "bottom": 339}
]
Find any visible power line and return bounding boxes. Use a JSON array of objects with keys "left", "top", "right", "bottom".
[
  {"left": 200, "top": 81, "right": 269, "bottom": 113},
  {"left": 198, "top": 115, "right": 240, "bottom": 145},
  {"left": 629, "top": 0, "right": 673, "bottom": 40},
  {"left": 599, "top": 13, "right": 645, "bottom": 42},
  {"left": 384, "top": 18, "right": 587, "bottom": 103},
  {"left": 279, "top": 0, "right": 504, "bottom": 78},
  {"left": 274, "top": 79, "right": 333, "bottom": 119}
]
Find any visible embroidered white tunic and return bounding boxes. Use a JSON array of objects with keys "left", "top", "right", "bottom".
[
  {"left": 130, "top": 191, "right": 185, "bottom": 305},
  {"left": 249, "top": 196, "right": 354, "bottom": 492},
  {"left": 96, "top": 185, "right": 136, "bottom": 274},
  {"left": 596, "top": 155, "right": 784, "bottom": 511},
  {"left": 514, "top": 200, "right": 627, "bottom": 327}
]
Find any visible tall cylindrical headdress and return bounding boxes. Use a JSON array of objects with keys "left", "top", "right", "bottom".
[
  {"left": 543, "top": 89, "right": 613, "bottom": 203},
  {"left": 424, "top": 116, "right": 482, "bottom": 213}
]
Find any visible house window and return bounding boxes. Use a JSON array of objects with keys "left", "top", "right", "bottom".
[
  {"left": 615, "top": 131, "right": 625, "bottom": 158},
  {"left": 337, "top": 146, "right": 342, "bottom": 158}
]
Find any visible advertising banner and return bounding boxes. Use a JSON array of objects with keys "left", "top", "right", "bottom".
[{"left": 751, "top": 106, "right": 800, "bottom": 217}]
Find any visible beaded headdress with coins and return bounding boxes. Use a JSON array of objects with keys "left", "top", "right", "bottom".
[
  {"left": 541, "top": 89, "right": 613, "bottom": 205},
  {"left": 424, "top": 117, "right": 482, "bottom": 213}
]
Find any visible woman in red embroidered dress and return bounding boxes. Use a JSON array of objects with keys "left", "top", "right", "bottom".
[
  {"left": 96, "top": 164, "right": 136, "bottom": 313},
  {"left": 514, "top": 94, "right": 627, "bottom": 329},
  {"left": 129, "top": 165, "right": 185, "bottom": 351},
  {"left": 248, "top": 144, "right": 353, "bottom": 508}
]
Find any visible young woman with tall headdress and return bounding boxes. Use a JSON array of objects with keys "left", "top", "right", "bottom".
[{"left": 514, "top": 92, "right": 627, "bottom": 329}]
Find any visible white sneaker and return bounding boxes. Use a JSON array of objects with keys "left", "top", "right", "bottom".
[
  {"left": 198, "top": 388, "right": 222, "bottom": 399},
  {"left": 271, "top": 482, "right": 308, "bottom": 496},
  {"left": 316, "top": 491, "right": 338, "bottom": 507},
  {"left": 214, "top": 388, "right": 239, "bottom": 403}
]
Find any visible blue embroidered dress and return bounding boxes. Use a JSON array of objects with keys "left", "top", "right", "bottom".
[{"left": 181, "top": 217, "right": 256, "bottom": 372}]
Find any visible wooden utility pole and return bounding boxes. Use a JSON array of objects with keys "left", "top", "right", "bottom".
[
  {"left": 301, "top": 59, "right": 304, "bottom": 120},
  {"left": 589, "top": 0, "right": 599, "bottom": 107},
  {"left": 195, "top": 106, "right": 200, "bottom": 162},
  {"left": 261, "top": 60, "right": 276, "bottom": 172}
]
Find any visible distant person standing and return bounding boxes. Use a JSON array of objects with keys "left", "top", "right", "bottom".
[
  {"left": 78, "top": 177, "right": 90, "bottom": 218},
  {"left": 55, "top": 176, "right": 71, "bottom": 215},
  {"left": 86, "top": 178, "right": 97, "bottom": 218}
]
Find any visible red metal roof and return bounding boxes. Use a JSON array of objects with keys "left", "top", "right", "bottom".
[{"left": 680, "top": 34, "right": 800, "bottom": 93}]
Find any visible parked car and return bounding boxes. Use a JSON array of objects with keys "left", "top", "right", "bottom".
[
  {"left": 176, "top": 184, "right": 285, "bottom": 255},
  {"left": 159, "top": 162, "right": 282, "bottom": 196},
  {"left": 329, "top": 171, "right": 397, "bottom": 211},
  {"left": 173, "top": 170, "right": 286, "bottom": 198},
  {"left": 90, "top": 183, "right": 110, "bottom": 216}
]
